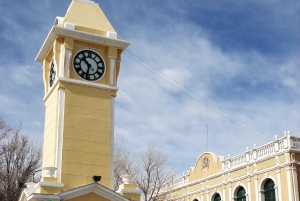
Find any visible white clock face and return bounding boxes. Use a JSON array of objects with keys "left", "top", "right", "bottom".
[
  {"left": 49, "top": 59, "right": 56, "bottom": 87},
  {"left": 72, "top": 49, "right": 106, "bottom": 81}
]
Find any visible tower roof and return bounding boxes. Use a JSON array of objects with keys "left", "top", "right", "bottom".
[{"left": 63, "top": 0, "right": 116, "bottom": 34}]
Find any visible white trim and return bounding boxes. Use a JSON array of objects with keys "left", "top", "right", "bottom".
[
  {"left": 232, "top": 182, "right": 248, "bottom": 201},
  {"left": 109, "top": 58, "right": 115, "bottom": 85},
  {"left": 206, "top": 190, "right": 209, "bottom": 201},
  {"left": 116, "top": 189, "right": 142, "bottom": 195},
  {"left": 292, "top": 165, "right": 299, "bottom": 201},
  {"left": 228, "top": 183, "right": 232, "bottom": 201},
  {"left": 28, "top": 193, "right": 59, "bottom": 201},
  {"left": 247, "top": 177, "right": 252, "bottom": 201},
  {"left": 74, "top": 0, "right": 98, "bottom": 5},
  {"left": 36, "top": 26, "right": 130, "bottom": 63},
  {"left": 285, "top": 165, "right": 293, "bottom": 201},
  {"left": 258, "top": 175, "right": 278, "bottom": 201},
  {"left": 254, "top": 175, "right": 259, "bottom": 201},
  {"left": 43, "top": 77, "right": 119, "bottom": 102},
  {"left": 58, "top": 183, "right": 129, "bottom": 201},
  {"left": 55, "top": 88, "right": 65, "bottom": 182},
  {"left": 211, "top": 190, "right": 222, "bottom": 201},
  {"left": 222, "top": 185, "right": 226, "bottom": 201},
  {"left": 42, "top": 64, "right": 47, "bottom": 96},
  {"left": 59, "top": 43, "right": 64, "bottom": 77},
  {"left": 65, "top": 47, "right": 72, "bottom": 76},
  {"left": 276, "top": 169, "right": 282, "bottom": 201},
  {"left": 34, "top": 182, "right": 64, "bottom": 189},
  {"left": 110, "top": 96, "right": 114, "bottom": 189}
]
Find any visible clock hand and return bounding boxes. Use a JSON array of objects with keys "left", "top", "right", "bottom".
[{"left": 82, "top": 56, "right": 94, "bottom": 71}]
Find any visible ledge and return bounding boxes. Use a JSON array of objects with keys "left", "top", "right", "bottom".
[{"left": 36, "top": 25, "right": 130, "bottom": 63}]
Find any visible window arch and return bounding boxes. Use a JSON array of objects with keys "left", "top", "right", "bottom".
[
  {"left": 213, "top": 193, "right": 221, "bottom": 201},
  {"left": 193, "top": 199, "right": 199, "bottom": 201},
  {"left": 237, "top": 187, "right": 246, "bottom": 201},
  {"left": 264, "top": 179, "right": 276, "bottom": 201}
]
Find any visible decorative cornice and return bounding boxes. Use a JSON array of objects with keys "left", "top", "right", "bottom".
[
  {"left": 43, "top": 77, "right": 118, "bottom": 101},
  {"left": 36, "top": 25, "right": 130, "bottom": 63}
]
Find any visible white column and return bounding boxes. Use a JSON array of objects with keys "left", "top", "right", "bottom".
[
  {"left": 276, "top": 168, "right": 282, "bottom": 201},
  {"left": 64, "top": 48, "right": 72, "bottom": 77},
  {"left": 59, "top": 43, "right": 65, "bottom": 77},
  {"left": 254, "top": 175, "right": 259, "bottom": 201},
  {"left": 286, "top": 165, "right": 294, "bottom": 201},
  {"left": 222, "top": 185, "right": 226, "bottom": 201},
  {"left": 55, "top": 88, "right": 65, "bottom": 182},
  {"left": 247, "top": 177, "right": 252, "bottom": 201},
  {"left": 109, "top": 57, "right": 116, "bottom": 85},
  {"left": 201, "top": 191, "right": 204, "bottom": 201},
  {"left": 110, "top": 96, "right": 115, "bottom": 189},
  {"left": 292, "top": 165, "right": 299, "bottom": 201},
  {"left": 228, "top": 183, "right": 232, "bottom": 201},
  {"left": 206, "top": 190, "right": 210, "bottom": 201}
]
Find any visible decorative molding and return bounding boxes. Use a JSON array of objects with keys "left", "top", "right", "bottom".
[
  {"left": 109, "top": 58, "right": 116, "bottom": 85},
  {"left": 43, "top": 77, "right": 118, "bottom": 102},
  {"left": 110, "top": 96, "right": 115, "bottom": 189},
  {"left": 55, "top": 88, "right": 65, "bottom": 181},
  {"left": 36, "top": 26, "right": 130, "bottom": 63}
]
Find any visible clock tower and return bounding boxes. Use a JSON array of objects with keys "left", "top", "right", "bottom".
[{"left": 35, "top": 0, "right": 130, "bottom": 192}]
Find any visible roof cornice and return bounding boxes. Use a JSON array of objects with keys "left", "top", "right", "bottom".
[{"left": 36, "top": 25, "right": 130, "bottom": 63}]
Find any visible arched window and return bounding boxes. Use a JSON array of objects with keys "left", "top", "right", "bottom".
[
  {"left": 237, "top": 187, "right": 246, "bottom": 201},
  {"left": 264, "top": 179, "right": 276, "bottom": 201},
  {"left": 214, "top": 193, "right": 221, "bottom": 201},
  {"left": 193, "top": 199, "right": 199, "bottom": 201}
]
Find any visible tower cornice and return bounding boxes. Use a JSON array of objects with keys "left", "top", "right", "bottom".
[{"left": 36, "top": 25, "right": 130, "bottom": 63}]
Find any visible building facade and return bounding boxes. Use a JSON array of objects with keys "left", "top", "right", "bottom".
[{"left": 159, "top": 132, "right": 300, "bottom": 201}]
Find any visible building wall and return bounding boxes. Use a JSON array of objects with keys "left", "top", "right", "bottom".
[{"left": 159, "top": 134, "right": 300, "bottom": 201}]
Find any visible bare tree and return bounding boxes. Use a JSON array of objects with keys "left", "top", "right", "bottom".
[
  {"left": 113, "top": 140, "right": 139, "bottom": 191},
  {"left": 0, "top": 117, "right": 12, "bottom": 142},
  {"left": 134, "top": 146, "right": 174, "bottom": 201},
  {"left": 113, "top": 142, "right": 174, "bottom": 201},
  {"left": 0, "top": 119, "right": 42, "bottom": 201}
]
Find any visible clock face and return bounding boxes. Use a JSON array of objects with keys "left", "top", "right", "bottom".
[
  {"left": 49, "top": 59, "right": 56, "bottom": 87},
  {"left": 72, "top": 49, "right": 106, "bottom": 81}
]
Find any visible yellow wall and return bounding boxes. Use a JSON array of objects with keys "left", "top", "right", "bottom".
[
  {"left": 42, "top": 84, "right": 59, "bottom": 168},
  {"left": 60, "top": 82, "right": 114, "bottom": 189}
]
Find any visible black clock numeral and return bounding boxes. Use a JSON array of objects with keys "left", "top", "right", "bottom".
[{"left": 95, "top": 57, "right": 100, "bottom": 62}]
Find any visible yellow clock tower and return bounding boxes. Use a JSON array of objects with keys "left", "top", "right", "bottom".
[{"left": 35, "top": 0, "right": 130, "bottom": 191}]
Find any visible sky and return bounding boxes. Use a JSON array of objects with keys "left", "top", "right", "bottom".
[{"left": 0, "top": 0, "right": 299, "bottom": 175}]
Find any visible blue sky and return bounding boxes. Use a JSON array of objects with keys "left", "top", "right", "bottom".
[{"left": 0, "top": 0, "right": 299, "bottom": 174}]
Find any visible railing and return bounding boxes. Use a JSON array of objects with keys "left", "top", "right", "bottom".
[{"left": 223, "top": 131, "right": 299, "bottom": 170}]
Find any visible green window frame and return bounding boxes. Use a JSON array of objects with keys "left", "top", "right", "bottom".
[
  {"left": 264, "top": 179, "right": 276, "bottom": 201},
  {"left": 237, "top": 187, "right": 246, "bottom": 201}
]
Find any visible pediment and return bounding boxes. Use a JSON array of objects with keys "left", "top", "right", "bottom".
[{"left": 19, "top": 183, "right": 129, "bottom": 201}]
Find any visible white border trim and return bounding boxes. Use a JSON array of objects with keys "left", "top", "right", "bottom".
[
  {"left": 232, "top": 182, "right": 248, "bottom": 200},
  {"left": 110, "top": 96, "right": 114, "bottom": 189},
  {"left": 58, "top": 183, "right": 129, "bottom": 201},
  {"left": 43, "top": 77, "right": 118, "bottom": 102},
  {"left": 72, "top": 49, "right": 107, "bottom": 82},
  {"left": 36, "top": 26, "right": 130, "bottom": 63},
  {"left": 258, "top": 175, "right": 278, "bottom": 201},
  {"left": 55, "top": 88, "right": 65, "bottom": 182},
  {"left": 109, "top": 58, "right": 115, "bottom": 85}
]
